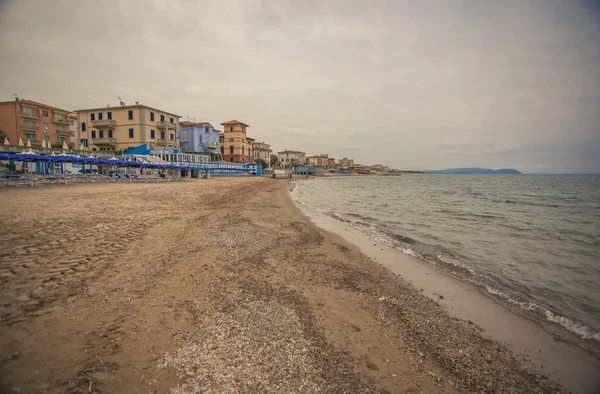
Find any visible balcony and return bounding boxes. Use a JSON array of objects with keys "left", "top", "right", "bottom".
[
  {"left": 91, "top": 119, "right": 116, "bottom": 128},
  {"left": 20, "top": 121, "right": 38, "bottom": 131},
  {"left": 19, "top": 108, "right": 41, "bottom": 119},
  {"left": 92, "top": 137, "right": 116, "bottom": 147},
  {"left": 157, "top": 121, "right": 175, "bottom": 130},
  {"left": 202, "top": 142, "right": 217, "bottom": 149},
  {"left": 52, "top": 116, "right": 69, "bottom": 125},
  {"left": 157, "top": 138, "right": 167, "bottom": 144}
]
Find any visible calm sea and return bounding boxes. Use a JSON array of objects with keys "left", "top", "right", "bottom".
[{"left": 291, "top": 175, "right": 600, "bottom": 343}]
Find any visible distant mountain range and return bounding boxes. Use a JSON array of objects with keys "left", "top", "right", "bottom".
[{"left": 423, "top": 167, "right": 522, "bottom": 174}]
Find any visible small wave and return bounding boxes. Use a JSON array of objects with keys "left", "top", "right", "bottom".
[
  {"left": 484, "top": 285, "right": 600, "bottom": 343},
  {"left": 499, "top": 199, "right": 560, "bottom": 208}
]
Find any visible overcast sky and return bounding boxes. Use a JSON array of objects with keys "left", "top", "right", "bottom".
[{"left": 1, "top": 0, "right": 599, "bottom": 173}]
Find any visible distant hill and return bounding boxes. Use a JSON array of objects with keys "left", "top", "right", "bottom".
[{"left": 423, "top": 168, "right": 522, "bottom": 175}]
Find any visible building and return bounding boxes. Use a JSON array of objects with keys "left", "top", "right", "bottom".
[
  {"left": 327, "top": 157, "right": 336, "bottom": 168},
  {"left": 252, "top": 141, "right": 273, "bottom": 166},
  {"left": 278, "top": 150, "right": 306, "bottom": 165},
  {"left": 338, "top": 157, "right": 355, "bottom": 168},
  {"left": 74, "top": 103, "right": 180, "bottom": 152},
  {"left": 219, "top": 120, "right": 254, "bottom": 163},
  {"left": 351, "top": 164, "right": 371, "bottom": 174},
  {"left": 68, "top": 113, "right": 78, "bottom": 147},
  {"left": 179, "top": 121, "right": 220, "bottom": 154},
  {"left": 371, "top": 164, "right": 390, "bottom": 174},
  {"left": 307, "top": 153, "right": 330, "bottom": 167},
  {"left": 0, "top": 99, "right": 71, "bottom": 147}
]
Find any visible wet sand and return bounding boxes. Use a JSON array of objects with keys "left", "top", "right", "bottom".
[
  {"left": 299, "top": 202, "right": 600, "bottom": 394},
  {"left": 0, "top": 178, "right": 571, "bottom": 393}
]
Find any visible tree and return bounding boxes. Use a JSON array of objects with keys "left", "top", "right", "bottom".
[
  {"left": 254, "top": 158, "right": 268, "bottom": 168},
  {"left": 270, "top": 154, "right": 279, "bottom": 167}
]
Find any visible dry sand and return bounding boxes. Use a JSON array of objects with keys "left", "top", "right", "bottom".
[{"left": 0, "top": 178, "right": 565, "bottom": 393}]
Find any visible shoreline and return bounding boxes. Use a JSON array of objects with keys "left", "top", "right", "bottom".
[
  {"left": 291, "top": 179, "right": 600, "bottom": 393},
  {"left": 0, "top": 179, "right": 590, "bottom": 393}
]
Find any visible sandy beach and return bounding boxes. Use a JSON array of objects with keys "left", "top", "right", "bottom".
[{"left": 0, "top": 178, "right": 573, "bottom": 393}]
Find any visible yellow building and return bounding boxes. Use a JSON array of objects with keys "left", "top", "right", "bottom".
[
  {"left": 74, "top": 104, "right": 181, "bottom": 152},
  {"left": 219, "top": 120, "right": 254, "bottom": 163},
  {"left": 252, "top": 141, "right": 273, "bottom": 165},
  {"left": 338, "top": 157, "right": 355, "bottom": 168}
]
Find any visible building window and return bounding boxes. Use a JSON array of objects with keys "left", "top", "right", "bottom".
[
  {"left": 54, "top": 113, "right": 64, "bottom": 122},
  {"left": 170, "top": 133, "right": 174, "bottom": 140},
  {"left": 43, "top": 123, "right": 49, "bottom": 130},
  {"left": 56, "top": 125, "right": 65, "bottom": 132},
  {"left": 43, "top": 110, "right": 48, "bottom": 117},
  {"left": 181, "top": 131, "right": 188, "bottom": 142},
  {"left": 69, "top": 119, "right": 74, "bottom": 126},
  {"left": 98, "top": 112, "right": 103, "bottom": 120},
  {"left": 170, "top": 117, "right": 173, "bottom": 123},
  {"left": 128, "top": 110, "right": 133, "bottom": 120},
  {"left": 91, "top": 130, "right": 96, "bottom": 138},
  {"left": 160, "top": 131, "right": 165, "bottom": 139},
  {"left": 81, "top": 122, "right": 86, "bottom": 131},
  {"left": 70, "top": 131, "right": 74, "bottom": 137},
  {"left": 23, "top": 107, "right": 33, "bottom": 116},
  {"left": 150, "top": 129, "right": 155, "bottom": 139},
  {"left": 150, "top": 112, "right": 154, "bottom": 121},
  {"left": 26, "top": 133, "right": 36, "bottom": 142},
  {"left": 99, "top": 130, "right": 104, "bottom": 138},
  {"left": 129, "top": 128, "right": 134, "bottom": 138},
  {"left": 229, "top": 146, "right": 234, "bottom": 154},
  {"left": 108, "top": 112, "right": 112, "bottom": 120},
  {"left": 91, "top": 113, "right": 95, "bottom": 121},
  {"left": 24, "top": 120, "right": 35, "bottom": 128},
  {"left": 81, "top": 139, "right": 88, "bottom": 147},
  {"left": 108, "top": 130, "right": 113, "bottom": 138},
  {"left": 205, "top": 125, "right": 209, "bottom": 133},
  {"left": 160, "top": 114, "right": 165, "bottom": 122},
  {"left": 58, "top": 136, "right": 65, "bottom": 143}
]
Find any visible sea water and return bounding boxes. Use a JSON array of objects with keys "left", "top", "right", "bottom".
[{"left": 291, "top": 175, "right": 600, "bottom": 344}]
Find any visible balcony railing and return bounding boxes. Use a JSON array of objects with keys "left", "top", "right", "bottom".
[
  {"left": 20, "top": 122, "right": 38, "bottom": 131},
  {"left": 19, "top": 108, "right": 41, "bottom": 119},
  {"left": 202, "top": 142, "right": 217, "bottom": 149},
  {"left": 157, "top": 138, "right": 168, "bottom": 144},
  {"left": 92, "top": 137, "right": 116, "bottom": 146},
  {"left": 157, "top": 121, "right": 175, "bottom": 129},
  {"left": 52, "top": 116, "right": 69, "bottom": 125},
  {"left": 91, "top": 119, "right": 116, "bottom": 128}
]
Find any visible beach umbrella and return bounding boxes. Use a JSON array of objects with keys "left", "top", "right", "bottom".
[
  {"left": 62, "top": 140, "right": 68, "bottom": 150},
  {"left": 3, "top": 137, "right": 9, "bottom": 146},
  {"left": 0, "top": 153, "right": 11, "bottom": 160},
  {"left": 26, "top": 139, "right": 31, "bottom": 148},
  {"left": 18, "top": 138, "right": 23, "bottom": 147}
]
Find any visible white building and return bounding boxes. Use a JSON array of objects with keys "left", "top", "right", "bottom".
[{"left": 277, "top": 150, "right": 306, "bottom": 165}]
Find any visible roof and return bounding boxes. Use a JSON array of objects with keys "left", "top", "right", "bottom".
[
  {"left": 278, "top": 150, "right": 305, "bottom": 154},
  {"left": 0, "top": 99, "right": 71, "bottom": 113},
  {"left": 220, "top": 120, "right": 249, "bottom": 127},
  {"left": 180, "top": 121, "right": 215, "bottom": 128},
  {"left": 74, "top": 103, "right": 181, "bottom": 118},
  {"left": 246, "top": 137, "right": 255, "bottom": 141},
  {"left": 252, "top": 141, "right": 271, "bottom": 147}
]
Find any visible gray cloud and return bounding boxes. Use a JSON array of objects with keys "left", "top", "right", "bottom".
[{"left": 1, "top": 0, "right": 599, "bottom": 173}]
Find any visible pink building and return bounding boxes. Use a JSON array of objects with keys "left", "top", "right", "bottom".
[{"left": 0, "top": 98, "right": 71, "bottom": 147}]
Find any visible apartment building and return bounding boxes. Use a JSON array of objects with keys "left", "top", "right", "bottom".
[
  {"left": 307, "top": 153, "right": 331, "bottom": 167},
  {"left": 179, "top": 122, "right": 220, "bottom": 154},
  {"left": 252, "top": 141, "right": 273, "bottom": 166},
  {"left": 338, "top": 157, "right": 355, "bottom": 168},
  {"left": 68, "top": 113, "right": 78, "bottom": 147},
  {"left": 278, "top": 150, "right": 307, "bottom": 165},
  {"left": 74, "top": 103, "right": 180, "bottom": 152},
  {"left": 0, "top": 99, "right": 71, "bottom": 147},
  {"left": 219, "top": 120, "right": 254, "bottom": 163}
]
